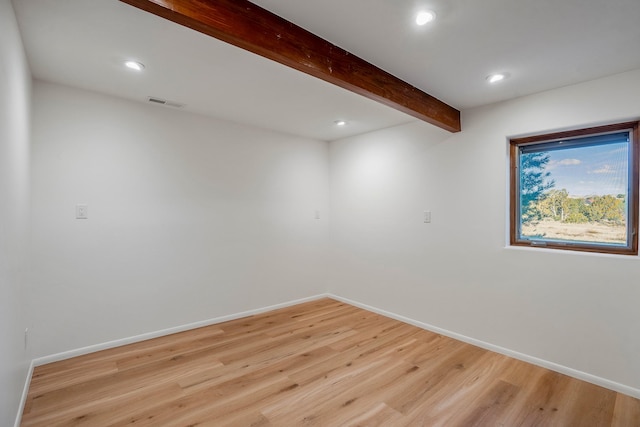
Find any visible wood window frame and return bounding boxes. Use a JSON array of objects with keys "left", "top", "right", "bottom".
[{"left": 509, "top": 121, "right": 639, "bottom": 255}]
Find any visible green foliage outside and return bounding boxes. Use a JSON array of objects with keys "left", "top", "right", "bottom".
[
  {"left": 520, "top": 152, "right": 625, "bottom": 226},
  {"left": 535, "top": 191, "right": 625, "bottom": 225},
  {"left": 520, "top": 152, "right": 554, "bottom": 224}
]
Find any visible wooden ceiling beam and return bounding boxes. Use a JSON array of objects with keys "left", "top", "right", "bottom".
[{"left": 119, "top": 0, "right": 461, "bottom": 132}]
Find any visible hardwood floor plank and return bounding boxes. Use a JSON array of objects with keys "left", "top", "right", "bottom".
[
  {"left": 26, "top": 352, "right": 222, "bottom": 417},
  {"left": 413, "top": 352, "right": 515, "bottom": 424},
  {"left": 562, "top": 379, "right": 617, "bottom": 426},
  {"left": 21, "top": 297, "right": 640, "bottom": 427},
  {"left": 613, "top": 393, "right": 640, "bottom": 426},
  {"left": 22, "top": 382, "right": 184, "bottom": 427},
  {"left": 399, "top": 334, "right": 467, "bottom": 368},
  {"left": 392, "top": 344, "right": 489, "bottom": 417},
  {"left": 447, "top": 379, "right": 521, "bottom": 426},
  {"left": 262, "top": 357, "right": 407, "bottom": 425},
  {"left": 340, "top": 402, "right": 405, "bottom": 426},
  {"left": 24, "top": 360, "right": 119, "bottom": 397}
]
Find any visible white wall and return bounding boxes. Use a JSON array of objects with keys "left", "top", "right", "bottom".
[
  {"left": 29, "top": 81, "right": 329, "bottom": 359},
  {"left": 329, "top": 69, "right": 640, "bottom": 394},
  {"left": 0, "top": 0, "right": 31, "bottom": 423}
]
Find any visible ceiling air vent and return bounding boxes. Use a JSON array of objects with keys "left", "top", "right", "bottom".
[{"left": 147, "top": 96, "right": 185, "bottom": 108}]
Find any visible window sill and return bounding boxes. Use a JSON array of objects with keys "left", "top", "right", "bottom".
[{"left": 503, "top": 244, "right": 640, "bottom": 259}]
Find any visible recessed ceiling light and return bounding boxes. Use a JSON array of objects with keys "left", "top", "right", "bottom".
[
  {"left": 335, "top": 120, "right": 347, "bottom": 126},
  {"left": 487, "top": 73, "right": 508, "bottom": 84},
  {"left": 416, "top": 10, "right": 436, "bottom": 25},
  {"left": 124, "top": 60, "right": 145, "bottom": 71}
]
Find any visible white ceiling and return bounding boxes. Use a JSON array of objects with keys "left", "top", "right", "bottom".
[{"left": 12, "top": 0, "right": 640, "bottom": 141}]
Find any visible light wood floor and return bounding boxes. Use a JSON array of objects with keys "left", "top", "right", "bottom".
[{"left": 21, "top": 298, "right": 640, "bottom": 426}]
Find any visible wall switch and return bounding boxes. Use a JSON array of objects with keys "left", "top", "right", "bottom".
[
  {"left": 76, "top": 204, "right": 88, "bottom": 219},
  {"left": 24, "top": 328, "right": 28, "bottom": 350},
  {"left": 424, "top": 211, "right": 431, "bottom": 223},
  {"left": 315, "top": 210, "right": 320, "bottom": 220}
]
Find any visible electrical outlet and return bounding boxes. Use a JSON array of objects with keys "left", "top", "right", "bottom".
[
  {"left": 76, "top": 204, "right": 88, "bottom": 219},
  {"left": 424, "top": 211, "right": 431, "bottom": 223}
]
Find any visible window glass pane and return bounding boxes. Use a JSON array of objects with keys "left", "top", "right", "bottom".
[{"left": 518, "top": 137, "right": 629, "bottom": 246}]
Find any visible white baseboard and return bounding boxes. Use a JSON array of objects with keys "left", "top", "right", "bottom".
[
  {"left": 328, "top": 293, "right": 640, "bottom": 399},
  {"left": 14, "top": 359, "right": 35, "bottom": 427},
  {"left": 32, "top": 293, "right": 329, "bottom": 367}
]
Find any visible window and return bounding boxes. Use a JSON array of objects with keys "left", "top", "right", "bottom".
[{"left": 510, "top": 121, "right": 639, "bottom": 255}]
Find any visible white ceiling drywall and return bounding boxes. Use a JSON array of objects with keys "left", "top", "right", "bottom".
[
  {"left": 256, "top": 0, "right": 640, "bottom": 110},
  {"left": 12, "top": 0, "right": 640, "bottom": 141}
]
